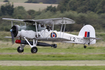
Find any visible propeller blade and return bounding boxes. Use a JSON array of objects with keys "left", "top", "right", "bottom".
[
  {"left": 11, "top": 32, "right": 14, "bottom": 44},
  {"left": 10, "top": 29, "right": 14, "bottom": 44}
]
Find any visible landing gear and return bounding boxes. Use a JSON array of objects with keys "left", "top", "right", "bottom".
[
  {"left": 51, "top": 44, "right": 57, "bottom": 48},
  {"left": 31, "top": 47, "right": 38, "bottom": 53},
  {"left": 24, "top": 37, "right": 38, "bottom": 53},
  {"left": 84, "top": 45, "right": 87, "bottom": 48},
  {"left": 17, "top": 46, "right": 24, "bottom": 53},
  {"left": 17, "top": 37, "right": 57, "bottom": 54}
]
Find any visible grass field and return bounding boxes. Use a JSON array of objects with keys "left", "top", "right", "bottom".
[
  {"left": 0, "top": 31, "right": 105, "bottom": 61},
  {"left": 0, "top": 31, "right": 105, "bottom": 60},
  {"left": 0, "top": 41, "right": 105, "bottom": 60},
  {"left": 0, "top": 32, "right": 105, "bottom": 69},
  {"left": 0, "top": 2, "right": 58, "bottom": 11},
  {"left": 0, "top": 66, "right": 105, "bottom": 70}
]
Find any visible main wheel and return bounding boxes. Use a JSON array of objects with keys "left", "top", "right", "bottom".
[
  {"left": 84, "top": 45, "right": 87, "bottom": 48},
  {"left": 17, "top": 46, "right": 24, "bottom": 53},
  {"left": 51, "top": 44, "right": 57, "bottom": 48},
  {"left": 31, "top": 47, "right": 38, "bottom": 53}
]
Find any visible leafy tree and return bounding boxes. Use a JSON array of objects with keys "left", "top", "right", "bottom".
[
  {"left": 13, "top": 6, "right": 28, "bottom": 19},
  {"left": 1, "top": 0, "right": 105, "bottom": 31},
  {"left": 57, "top": 0, "right": 104, "bottom": 13},
  {"left": 1, "top": 2, "right": 14, "bottom": 16},
  {"left": 27, "top": 10, "right": 36, "bottom": 18},
  {"left": 57, "top": 0, "right": 69, "bottom": 13},
  {"left": 0, "top": 10, "right": 2, "bottom": 16},
  {"left": 3, "top": 0, "right": 9, "bottom": 2},
  {"left": 26, "top": 0, "right": 38, "bottom": 3},
  {"left": 95, "top": 0, "right": 105, "bottom": 14},
  {"left": 25, "top": 0, "right": 62, "bottom": 4},
  {"left": 45, "top": 6, "right": 57, "bottom": 12}
]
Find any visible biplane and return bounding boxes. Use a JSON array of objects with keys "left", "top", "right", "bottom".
[{"left": 2, "top": 17, "right": 98, "bottom": 53}]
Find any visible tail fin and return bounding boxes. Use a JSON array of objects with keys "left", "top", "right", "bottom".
[{"left": 78, "top": 25, "right": 96, "bottom": 44}]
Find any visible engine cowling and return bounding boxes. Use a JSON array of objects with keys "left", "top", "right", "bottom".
[{"left": 10, "top": 25, "right": 37, "bottom": 39}]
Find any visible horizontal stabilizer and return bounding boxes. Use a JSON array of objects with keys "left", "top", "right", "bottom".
[{"left": 84, "top": 37, "right": 101, "bottom": 40}]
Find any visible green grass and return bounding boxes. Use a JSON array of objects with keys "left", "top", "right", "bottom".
[
  {"left": 0, "top": 47, "right": 105, "bottom": 60},
  {"left": 0, "top": 31, "right": 11, "bottom": 41},
  {"left": 0, "top": 31, "right": 105, "bottom": 60},
  {"left": 0, "top": 53, "right": 105, "bottom": 61},
  {"left": 0, "top": 66, "right": 105, "bottom": 70}
]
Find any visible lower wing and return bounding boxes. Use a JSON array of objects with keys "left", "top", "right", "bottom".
[{"left": 36, "top": 38, "right": 71, "bottom": 42}]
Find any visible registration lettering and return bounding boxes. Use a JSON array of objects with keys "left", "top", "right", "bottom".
[{"left": 70, "top": 37, "right": 83, "bottom": 42}]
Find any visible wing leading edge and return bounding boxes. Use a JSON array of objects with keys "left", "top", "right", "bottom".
[
  {"left": 2, "top": 17, "right": 75, "bottom": 25},
  {"left": 84, "top": 37, "right": 101, "bottom": 40},
  {"left": 36, "top": 37, "right": 71, "bottom": 42}
]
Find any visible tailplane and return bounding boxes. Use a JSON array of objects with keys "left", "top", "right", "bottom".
[{"left": 78, "top": 25, "right": 96, "bottom": 44}]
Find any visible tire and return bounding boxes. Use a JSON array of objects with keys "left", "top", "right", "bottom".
[
  {"left": 84, "top": 45, "right": 87, "bottom": 48},
  {"left": 31, "top": 47, "right": 38, "bottom": 53},
  {"left": 17, "top": 46, "right": 24, "bottom": 53},
  {"left": 51, "top": 44, "right": 57, "bottom": 48}
]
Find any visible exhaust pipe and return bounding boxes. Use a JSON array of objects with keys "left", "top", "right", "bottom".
[{"left": 15, "top": 40, "right": 57, "bottom": 48}]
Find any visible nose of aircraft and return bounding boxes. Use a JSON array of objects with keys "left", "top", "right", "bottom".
[{"left": 10, "top": 25, "right": 18, "bottom": 44}]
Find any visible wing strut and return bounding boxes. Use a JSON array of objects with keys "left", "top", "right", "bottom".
[
  {"left": 60, "top": 20, "right": 64, "bottom": 32},
  {"left": 52, "top": 20, "right": 55, "bottom": 30},
  {"left": 24, "top": 37, "right": 32, "bottom": 47},
  {"left": 63, "top": 20, "right": 66, "bottom": 32},
  {"left": 35, "top": 22, "right": 38, "bottom": 37},
  {"left": 60, "top": 18, "right": 66, "bottom": 32},
  {"left": 11, "top": 21, "right": 13, "bottom": 27}
]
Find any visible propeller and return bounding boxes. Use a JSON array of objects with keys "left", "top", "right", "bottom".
[
  {"left": 10, "top": 29, "right": 14, "bottom": 44},
  {"left": 10, "top": 25, "right": 18, "bottom": 44}
]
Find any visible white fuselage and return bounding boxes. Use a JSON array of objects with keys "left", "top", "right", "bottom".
[
  {"left": 39, "top": 29, "right": 88, "bottom": 44},
  {"left": 16, "top": 29, "right": 92, "bottom": 45}
]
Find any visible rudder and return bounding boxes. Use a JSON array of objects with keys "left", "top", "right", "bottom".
[{"left": 78, "top": 25, "right": 96, "bottom": 44}]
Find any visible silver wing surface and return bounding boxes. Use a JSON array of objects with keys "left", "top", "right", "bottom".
[
  {"left": 2, "top": 17, "right": 75, "bottom": 25},
  {"left": 36, "top": 37, "right": 71, "bottom": 42}
]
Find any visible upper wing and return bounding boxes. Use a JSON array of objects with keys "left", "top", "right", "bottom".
[
  {"left": 2, "top": 17, "right": 75, "bottom": 25},
  {"left": 2, "top": 18, "right": 24, "bottom": 22}
]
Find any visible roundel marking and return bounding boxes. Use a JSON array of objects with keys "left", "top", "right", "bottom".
[{"left": 50, "top": 32, "right": 57, "bottom": 38}]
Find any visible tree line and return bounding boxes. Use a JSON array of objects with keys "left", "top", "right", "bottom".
[
  {"left": 57, "top": 0, "right": 105, "bottom": 14},
  {"left": 25, "top": 0, "right": 62, "bottom": 4},
  {"left": 0, "top": 2, "right": 41, "bottom": 31},
  {"left": 44, "top": 0, "right": 105, "bottom": 31},
  {"left": 3, "top": 0, "right": 62, "bottom": 4},
  {"left": 1, "top": 0, "right": 105, "bottom": 32}
]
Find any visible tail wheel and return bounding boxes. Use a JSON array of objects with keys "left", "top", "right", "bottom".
[
  {"left": 17, "top": 46, "right": 24, "bottom": 53},
  {"left": 31, "top": 47, "right": 38, "bottom": 53},
  {"left": 51, "top": 44, "right": 57, "bottom": 48}
]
